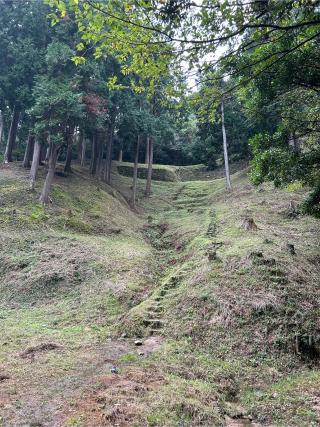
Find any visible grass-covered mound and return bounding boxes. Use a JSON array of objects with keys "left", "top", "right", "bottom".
[
  {"left": 116, "top": 161, "right": 248, "bottom": 183},
  {"left": 116, "top": 161, "right": 178, "bottom": 182}
]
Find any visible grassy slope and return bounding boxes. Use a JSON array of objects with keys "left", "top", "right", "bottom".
[
  {"left": 115, "top": 160, "right": 247, "bottom": 182},
  {"left": 0, "top": 162, "right": 319, "bottom": 426}
]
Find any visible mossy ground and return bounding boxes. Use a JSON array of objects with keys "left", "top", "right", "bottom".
[{"left": 0, "top": 161, "right": 319, "bottom": 426}]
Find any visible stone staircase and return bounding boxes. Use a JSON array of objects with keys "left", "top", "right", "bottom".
[
  {"left": 249, "top": 251, "right": 288, "bottom": 286},
  {"left": 143, "top": 275, "right": 179, "bottom": 335},
  {"left": 142, "top": 185, "right": 213, "bottom": 336},
  {"left": 173, "top": 187, "right": 210, "bottom": 213}
]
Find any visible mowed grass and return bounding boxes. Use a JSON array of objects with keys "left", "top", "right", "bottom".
[{"left": 0, "top": 162, "right": 319, "bottom": 426}]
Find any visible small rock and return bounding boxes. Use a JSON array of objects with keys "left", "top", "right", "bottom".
[
  {"left": 287, "top": 243, "right": 295, "bottom": 255},
  {"left": 0, "top": 374, "right": 10, "bottom": 382},
  {"left": 249, "top": 251, "right": 263, "bottom": 259},
  {"left": 254, "top": 389, "right": 264, "bottom": 398},
  {"left": 286, "top": 201, "right": 299, "bottom": 218},
  {"left": 263, "top": 258, "right": 276, "bottom": 266},
  {"left": 121, "top": 332, "right": 128, "bottom": 338},
  {"left": 138, "top": 352, "right": 144, "bottom": 356},
  {"left": 263, "top": 238, "right": 273, "bottom": 244},
  {"left": 207, "top": 250, "right": 217, "bottom": 261},
  {"left": 241, "top": 217, "right": 258, "bottom": 231},
  {"left": 110, "top": 365, "right": 119, "bottom": 374},
  {"left": 224, "top": 401, "right": 247, "bottom": 418},
  {"left": 134, "top": 340, "right": 143, "bottom": 346}
]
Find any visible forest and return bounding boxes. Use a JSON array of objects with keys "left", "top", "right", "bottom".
[{"left": 0, "top": 1, "right": 319, "bottom": 426}]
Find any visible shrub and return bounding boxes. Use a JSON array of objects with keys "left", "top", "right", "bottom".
[{"left": 301, "top": 182, "right": 320, "bottom": 218}]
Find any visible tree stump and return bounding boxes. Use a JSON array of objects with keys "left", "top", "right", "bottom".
[{"left": 241, "top": 217, "right": 258, "bottom": 231}]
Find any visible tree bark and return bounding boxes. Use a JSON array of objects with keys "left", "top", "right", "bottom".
[
  {"left": 90, "top": 133, "right": 98, "bottom": 175},
  {"left": 39, "top": 142, "right": 58, "bottom": 204},
  {"left": 104, "top": 123, "right": 115, "bottom": 185},
  {"left": 80, "top": 135, "right": 86, "bottom": 166},
  {"left": 43, "top": 145, "right": 49, "bottom": 163},
  {"left": 3, "top": 107, "right": 20, "bottom": 163},
  {"left": 145, "top": 137, "right": 154, "bottom": 197},
  {"left": 118, "top": 149, "right": 123, "bottom": 162},
  {"left": 221, "top": 100, "right": 232, "bottom": 191},
  {"left": 40, "top": 143, "right": 47, "bottom": 164},
  {"left": 0, "top": 110, "right": 4, "bottom": 146},
  {"left": 289, "top": 132, "right": 299, "bottom": 153},
  {"left": 76, "top": 129, "right": 84, "bottom": 165},
  {"left": 76, "top": 128, "right": 81, "bottom": 162},
  {"left": 64, "top": 129, "right": 74, "bottom": 173},
  {"left": 145, "top": 136, "right": 150, "bottom": 164},
  {"left": 23, "top": 132, "right": 35, "bottom": 168},
  {"left": 130, "top": 135, "right": 140, "bottom": 209},
  {"left": 96, "top": 133, "right": 103, "bottom": 180},
  {"left": 29, "top": 139, "right": 41, "bottom": 190}
]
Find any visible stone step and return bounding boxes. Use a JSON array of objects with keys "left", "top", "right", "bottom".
[
  {"left": 269, "top": 276, "right": 287, "bottom": 284},
  {"left": 175, "top": 197, "right": 207, "bottom": 203},
  {"left": 149, "top": 301, "right": 162, "bottom": 307},
  {"left": 163, "top": 283, "right": 177, "bottom": 291},
  {"left": 176, "top": 194, "right": 208, "bottom": 199},
  {"left": 144, "top": 319, "right": 164, "bottom": 328},
  {"left": 147, "top": 306, "right": 163, "bottom": 313},
  {"left": 268, "top": 269, "right": 286, "bottom": 276},
  {"left": 194, "top": 208, "right": 206, "bottom": 214},
  {"left": 175, "top": 202, "right": 204, "bottom": 208},
  {"left": 149, "top": 329, "right": 162, "bottom": 336}
]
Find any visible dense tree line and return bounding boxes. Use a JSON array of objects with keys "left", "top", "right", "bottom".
[
  {"left": 0, "top": 0, "right": 319, "bottom": 214},
  {"left": 0, "top": 0, "right": 188, "bottom": 206}
]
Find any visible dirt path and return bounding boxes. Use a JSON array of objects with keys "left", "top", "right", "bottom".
[
  {"left": 0, "top": 336, "right": 167, "bottom": 426},
  {"left": 1, "top": 341, "right": 128, "bottom": 426}
]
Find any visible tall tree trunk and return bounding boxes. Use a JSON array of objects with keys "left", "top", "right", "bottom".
[
  {"left": 118, "top": 149, "right": 123, "bottom": 162},
  {"left": 64, "top": 129, "right": 74, "bottom": 173},
  {"left": 76, "top": 128, "right": 81, "bottom": 162},
  {"left": 0, "top": 110, "right": 4, "bottom": 146},
  {"left": 29, "top": 140, "right": 41, "bottom": 190},
  {"left": 39, "top": 142, "right": 58, "bottom": 204},
  {"left": 145, "top": 137, "right": 154, "bottom": 197},
  {"left": 40, "top": 143, "right": 47, "bottom": 164},
  {"left": 80, "top": 135, "right": 86, "bottom": 166},
  {"left": 23, "top": 132, "right": 35, "bottom": 168},
  {"left": 221, "top": 100, "right": 232, "bottom": 191},
  {"left": 90, "top": 133, "right": 98, "bottom": 175},
  {"left": 96, "top": 133, "right": 103, "bottom": 180},
  {"left": 145, "top": 136, "right": 150, "bottom": 164},
  {"left": 44, "top": 145, "right": 50, "bottom": 163},
  {"left": 104, "top": 123, "right": 115, "bottom": 185},
  {"left": 103, "top": 132, "right": 109, "bottom": 182},
  {"left": 3, "top": 107, "right": 20, "bottom": 163},
  {"left": 130, "top": 135, "right": 140, "bottom": 209},
  {"left": 289, "top": 132, "right": 299, "bottom": 153},
  {"left": 77, "top": 129, "right": 84, "bottom": 164}
]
